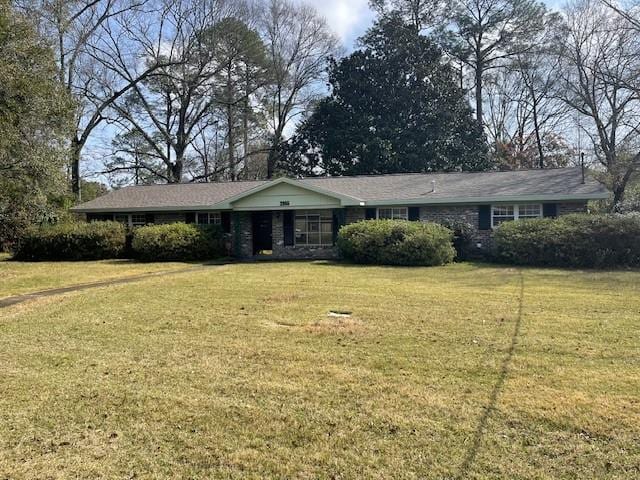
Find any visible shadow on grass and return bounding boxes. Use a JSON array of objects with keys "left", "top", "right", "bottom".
[{"left": 455, "top": 270, "right": 525, "bottom": 479}]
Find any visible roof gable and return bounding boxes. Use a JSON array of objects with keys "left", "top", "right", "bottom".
[{"left": 215, "top": 177, "right": 362, "bottom": 210}]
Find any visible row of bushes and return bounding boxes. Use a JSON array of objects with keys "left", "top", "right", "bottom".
[
  {"left": 13, "top": 214, "right": 640, "bottom": 268},
  {"left": 493, "top": 213, "right": 640, "bottom": 268},
  {"left": 336, "top": 214, "right": 640, "bottom": 268},
  {"left": 13, "top": 222, "right": 226, "bottom": 262}
]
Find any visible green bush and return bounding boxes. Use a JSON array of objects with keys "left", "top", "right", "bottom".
[
  {"left": 132, "top": 223, "right": 225, "bottom": 262},
  {"left": 437, "top": 219, "right": 475, "bottom": 260},
  {"left": 337, "top": 219, "right": 455, "bottom": 266},
  {"left": 14, "top": 221, "right": 126, "bottom": 261},
  {"left": 493, "top": 213, "right": 640, "bottom": 268}
]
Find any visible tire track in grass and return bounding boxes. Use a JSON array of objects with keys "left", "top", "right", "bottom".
[{"left": 0, "top": 264, "right": 226, "bottom": 309}]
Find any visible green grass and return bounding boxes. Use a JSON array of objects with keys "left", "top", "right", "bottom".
[
  {"left": 0, "top": 253, "right": 192, "bottom": 298},
  {"left": 1, "top": 261, "right": 639, "bottom": 479}
]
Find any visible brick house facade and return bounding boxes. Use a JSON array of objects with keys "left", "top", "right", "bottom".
[{"left": 73, "top": 169, "right": 606, "bottom": 260}]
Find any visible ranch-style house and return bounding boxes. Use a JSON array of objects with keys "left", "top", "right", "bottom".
[{"left": 71, "top": 167, "right": 608, "bottom": 259}]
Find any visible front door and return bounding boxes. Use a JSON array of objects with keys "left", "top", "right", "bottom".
[{"left": 252, "top": 211, "right": 273, "bottom": 255}]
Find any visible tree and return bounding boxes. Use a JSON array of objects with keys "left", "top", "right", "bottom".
[
  {"left": 16, "top": 0, "right": 179, "bottom": 196},
  {"left": 209, "top": 16, "right": 270, "bottom": 180},
  {"left": 261, "top": 0, "right": 339, "bottom": 178},
  {"left": 107, "top": 4, "right": 269, "bottom": 183},
  {"left": 0, "top": 1, "right": 73, "bottom": 247},
  {"left": 484, "top": 14, "right": 572, "bottom": 169},
  {"left": 556, "top": 0, "right": 640, "bottom": 209},
  {"left": 369, "top": 0, "right": 446, "bottom": 33},
  {"left": 439, "top": 0, "right": 547, "bottom": 127},
  {"left": 279, "top": 16, "right": 489, "bottom": 176},
  {"left": 104, "top": 129, "right": 165, "bottom": 186}
]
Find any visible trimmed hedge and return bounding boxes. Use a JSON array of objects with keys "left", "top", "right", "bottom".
[
  {"left": 131, "top": 223, "right": 225, "bottom": 262},
  {"left": 13, "top": 221, "right": 126, "bottom": 261},
  {"left": 337, "top": 219, "right": 456, "bottom": 266},
  {"left": 493, "top": 213, "right": 640, "bottom": 268}
]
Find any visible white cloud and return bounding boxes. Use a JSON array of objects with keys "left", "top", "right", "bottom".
[{"left": 302, "top": 0, "right": 374, "bottom": 47}]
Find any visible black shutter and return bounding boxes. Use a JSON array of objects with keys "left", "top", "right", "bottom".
[
  {"left": 145, "top": 213, "right": 155, "bottom": 224},
  {"left": 478, "top": 205, "right": 491, "bottom": 230},
  {"left": 408, "top": 206, "right": 420, "bottom": 221},
  {"left": 543, "top": 203, "right": 558, "bottom": 218},
  {"left": 283, "top": 210, "right": 294, "bottom": 246},
  {"left": 332, "top": 209, "right": 345, "bottom": 244},
  {"left": 365, "top": 208, "right": 376, "bottom": 220},
  {"left": 221, "top": 212, "right": 231, "bottom": 233},
  {"left": 185, "top": 212, "right": 196, "bottom": 224}
]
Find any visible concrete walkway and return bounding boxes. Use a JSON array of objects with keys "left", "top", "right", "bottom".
[{"left": 0, "top": 264, "right": 221, "bottom": 309}]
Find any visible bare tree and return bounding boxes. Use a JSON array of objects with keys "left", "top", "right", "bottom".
[
  {"left": 557, "top": 0, "right": 640, "bottom": 208},
  {"left": 260, "top": 0, "right": 339, "bottom": 178},
  {"left": 103, "top": 0, "right": 262, "bottom": 183},
  {"left": 16, "top": 0, "right": 176, "bottom": 197},
  {"left": 440, "top": 0, "right": 547, "bottom": 127},
  {"left": 485, "top": 12, "right": 571, "bottom": 168}
]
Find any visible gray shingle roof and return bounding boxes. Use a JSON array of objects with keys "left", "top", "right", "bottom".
[
  {"left": 72, "top": 167, "right": 608, "bottom": 212},
  {"left": 300, "top": 167, "right": 607, "bottom": 203},
  {"left": 72, "top": 180, "right": 267, "bottom": 212}
]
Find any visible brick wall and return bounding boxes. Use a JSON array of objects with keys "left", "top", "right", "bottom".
[
  {"left": 558, "top": 202, "right": 588, "bottom": 215},
  {"left": 154, "top": 212, "right": 186, "bottom": 224},
  {"left": 271, "top": 210, "right": 338, "bottom": 260},
  {"left": 232, "top": 212, "right": 253, "bottom": 258},
  {"left": 90, "top": 201, "right": 590, "bottom": 259}
]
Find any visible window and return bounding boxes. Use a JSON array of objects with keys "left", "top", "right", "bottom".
[
  {"left": 295, "top": 210, "right": 333, "bottom": 246},
  {"left": 131, "top": 214, "right": 147, "bottom": 227},
  {"left": 491, "top": 204, "right": 541, "bottom": 228},
  {"left": 196, "top": 212, "right": 221, "bottom": 225},
  {"left": 114, "top": 214, "right": 129, "bottom": 224},
  {"left": 377, "top": 207, "right": 408, "bottom": 220}
]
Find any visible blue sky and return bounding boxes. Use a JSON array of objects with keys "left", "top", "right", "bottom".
[{"left": 306, "top": 0, "right": 563, "bottom": 49}]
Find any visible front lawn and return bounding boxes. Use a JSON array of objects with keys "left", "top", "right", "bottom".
[
  {"left": 0, "top": 253, "right": 192, "bottom": 298},
  {"left": 1, "top": 262, "right": 639, "bottom": 478}
]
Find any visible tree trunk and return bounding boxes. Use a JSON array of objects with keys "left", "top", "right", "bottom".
[
  {"left": 70, "top": 137, "right": 82, "bottom": 199},
  {"left": 475, "top": 61, "right": 483, "bottom": 128},
  {"left": 531, "top": 94, "right": 544, "bottom": 168},
  {"left": 612, "top": 183, "right": 625, "bottom": 212},
  {"left": 267, "top": 146, "right": 276, "bottom": 179}
]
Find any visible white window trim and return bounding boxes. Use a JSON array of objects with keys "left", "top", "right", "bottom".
[
  {"left": 294, "top": 210, "right": 333, "bottom": 247},
  {"left": 112, "top": 213, "right": 150, "bottom": 227},
  {"left": 196, "top": 212, "right": 221, "bottom": 225},
  {"left": 491, "top": 204, "right": 542, "bottom": 228},
  {"left": 376, "top": 206, "right": 409, "bottom": 220}
]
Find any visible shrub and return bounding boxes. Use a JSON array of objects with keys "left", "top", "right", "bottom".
[
  {"left": 14, "top": 221, "right": 126, "bottom": 261},
  {"left": 337, "top": 219, "right": 455, "bottom": 266},
  {"left": 132, "top": 223, "right": 225, "bottom": 262},
  {"left": 437, "top": 219, "right": 475, "bottom": 260},
  {"left": 493, "top": 213, "right": 640, "bottom": 268}
]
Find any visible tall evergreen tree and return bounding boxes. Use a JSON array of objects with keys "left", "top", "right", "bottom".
[
  {"left": 0, "top": 0, "right": 73, "bottom": 248},
  {"left": 278, "top": 16, "right": 489, "bottom": 176}
]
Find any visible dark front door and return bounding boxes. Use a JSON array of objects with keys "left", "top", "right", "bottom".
[{"left": 252, "top": 211, "right": 273, "bottom": 254}]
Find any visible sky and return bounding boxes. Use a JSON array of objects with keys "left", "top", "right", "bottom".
[
  {"left": 304, "top": 0, "right": 562, "bottom": 49},
  {"left": 304, "top": 0, "right": 375, "bottom": 49}
]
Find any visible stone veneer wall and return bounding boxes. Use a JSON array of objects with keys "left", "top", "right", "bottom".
[{"left": 232, "top": 212, "right": 253, "bottom": 258}]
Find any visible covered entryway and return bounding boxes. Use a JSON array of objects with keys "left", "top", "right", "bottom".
[{"left": 252, "top": 211, "right": 273, "bottom": 255}]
